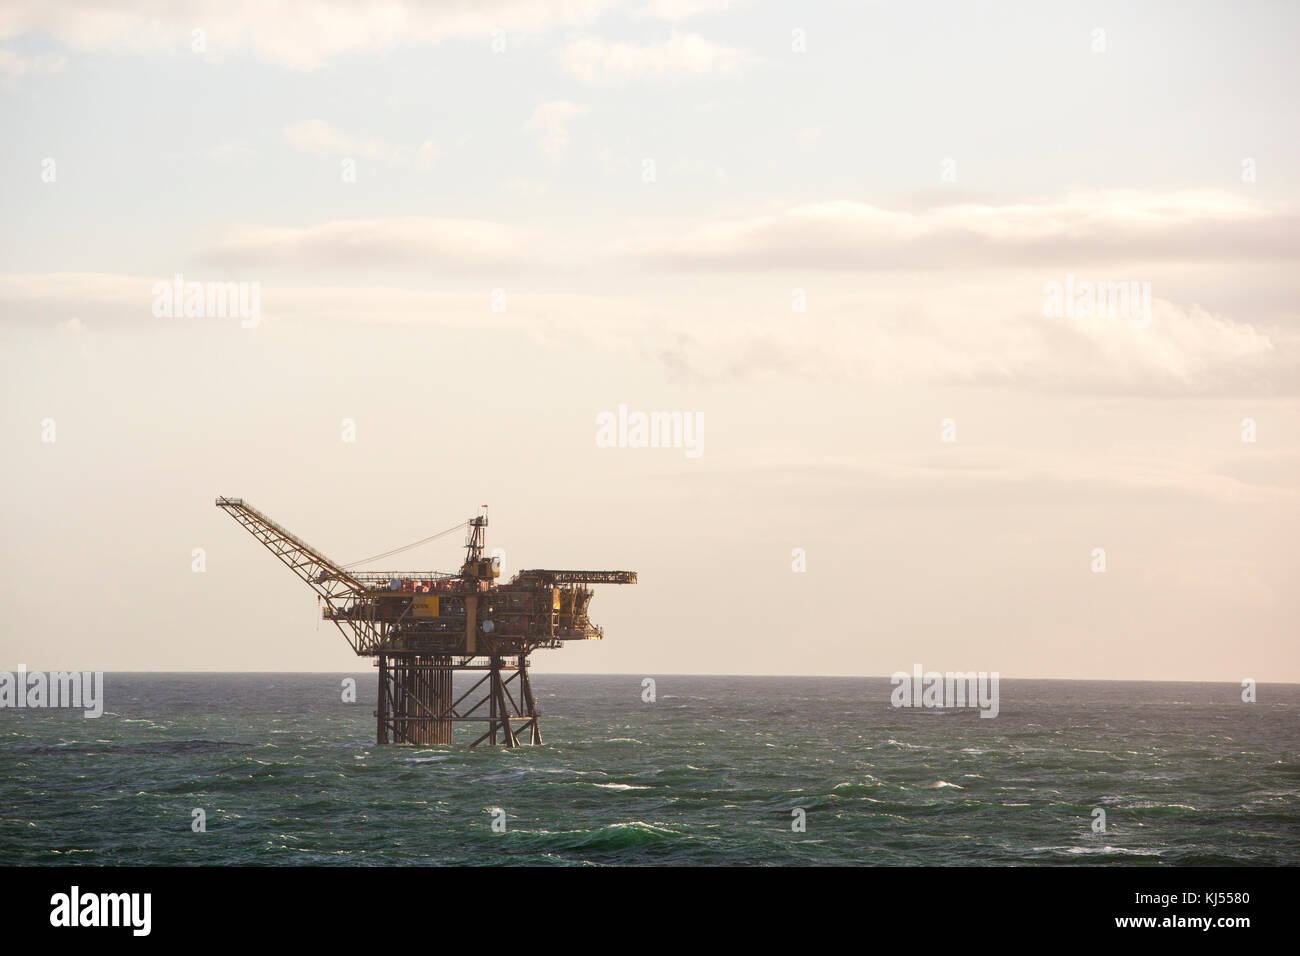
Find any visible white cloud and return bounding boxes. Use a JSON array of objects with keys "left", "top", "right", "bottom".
[
  {"left": 672, "top": 293, "right": 1297, "bottom": 395},
  {"left": 198, "top": 218, "right": 542, "bottom": 272},
  {"left": 634, "top": 0, "right": 737, "bottom": 20},
  {"left": 561, "top": 32, "right": 754, "bottom": 83},
  {"left": 713, "top": 449, "right": 1300, "bottom": 506},
  {"left": 4, "top": 189, "right": 1294, "bottom": 396},
  {"left": 0, "top": 273, "right": 660, "bottom": 353},
  {"left": 0, "top": 0, "right": 615, "bottom": 70},
  {"left": 283, "top": 119, "right": 436, "bottom": 168},
  {"left": 208, "top": 141, "right": 256, "bottom": 165},
  {"left": 504, "top": 177, "right": 549, "bottom": 199},
  {"left": 525, "top": 100, "right": 588, "bottom": 160},
  {"left": 615, "top": 191, "right": 1298, "bottom": 270},
  {"left": 3, "top": 267, "right": 1295, "bottom": 397},
  {"left": 0, "top": 47, "right": 65, "bottom": 74},
  {"left": 285, "top": 118, "right": 360, "bottom": 155}
]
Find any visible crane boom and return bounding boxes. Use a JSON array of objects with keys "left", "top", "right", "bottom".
[
  {"left": 216, "top": 496, "right": 390, "bottom": 654},
  {"left": 215, "top": 497, "right": 368, "bottom": 597}
]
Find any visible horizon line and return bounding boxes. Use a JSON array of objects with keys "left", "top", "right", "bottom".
[{"left": 6, "top": 669, "right": 1294, "bottom": 686}]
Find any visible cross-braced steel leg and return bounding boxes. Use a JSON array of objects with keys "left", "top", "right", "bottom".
[
  {"left": 375, "top": 654, "right": 543, "bottom": 747},
  {"left": 375, "top": 655, "right": 454, "bottom": 745},
  {"left": 518, "top": 654, "right": 542, "bottom": 745}
]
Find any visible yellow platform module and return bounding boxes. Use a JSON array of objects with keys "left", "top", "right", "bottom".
[{"left": 410, "top": 596, "right": 439, "bottom": 618}]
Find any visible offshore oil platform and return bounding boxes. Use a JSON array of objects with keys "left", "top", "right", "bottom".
[{"left": 215, "top": 498, "right": 635, "bottom": 747}]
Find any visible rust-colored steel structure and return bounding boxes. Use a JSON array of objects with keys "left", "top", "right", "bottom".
[{"left": 215, "top": 497, "right": 635, "bottom": 746}]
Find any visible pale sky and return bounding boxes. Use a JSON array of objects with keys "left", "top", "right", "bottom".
[{"left": 1, "top": 1, "right": 1297, "bottom": 680}]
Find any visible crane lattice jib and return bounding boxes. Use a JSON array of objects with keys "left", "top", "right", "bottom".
[
  {"left": 215, "top": 497, "right": 391, "bottom": 654},
  {"left": 215, "top": 497, "right": 369, "bottom": 596}
]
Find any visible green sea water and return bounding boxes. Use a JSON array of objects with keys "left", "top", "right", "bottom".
[{"left": 1, "top": 675, "right": 1296, "bottom": 865}]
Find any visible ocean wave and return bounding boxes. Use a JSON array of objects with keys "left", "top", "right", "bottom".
[
  {"left": 1062, "top": 845, "right": 1164, "bottom": 857},
  {"left": 4, "top": 738, "right": 251, "bottom": 757},
  {"left": 512, "top": 821, "right": 691, "bottom": 853}
]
